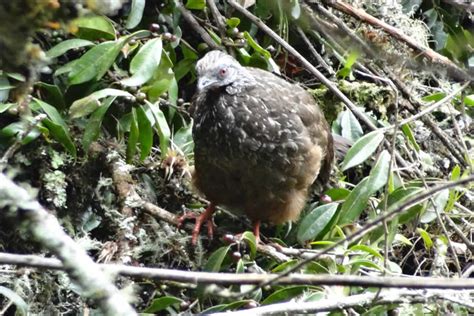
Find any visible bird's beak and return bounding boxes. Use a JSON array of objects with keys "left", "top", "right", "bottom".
[{"left": 197, "top": 77, "right": 215, "bottom": 91}]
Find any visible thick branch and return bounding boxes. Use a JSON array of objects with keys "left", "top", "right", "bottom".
[
  {"left": 0, "top": 174, "right": 137, "bottom": 316},
  {"left": 1, "top": 252, "right": 474, "bottom": 290}
]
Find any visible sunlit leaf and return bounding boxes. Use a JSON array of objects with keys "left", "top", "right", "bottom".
[
  {"left": 204, "top": 246, "right": 231, "bottom": 272},
  {"left": 401, "top": 123, "right": 420, "bottom": 152},
  {"left": 186, "top": 0, "right": 206, "bottom": 10},
  {"left": 33, "top": 98, "right": 76, "bottom": 157},
  {"left": 297, "top": 203, "right": 338, "bottom": 244},
  {"left": 262, "top": 286, "right": 310, "bottom": 305},
  {"left": 340, "top": 110, "right": 363, "bottom": 142},
  {"left": 420, "top": 189, "right": 449, "bottom": 223},
  {"left": 337, "top": 177, "right": 372, "bottom": 225},
  {"left": 143, "top": 296, "right": 182, "bottom": 313},
  {"left": 241, "top": 231, "right": 257, "bottom": 260},
  {"left": 73, "top": 15, "right": 116, "bottom": 41},
  {"left": 70, "top": 88, "right": 132, "bottom": 119},
  {"left": 145, "top": 101, "right": 170, "bottom": 158},
  {"left": 340, "top": 130, "right": 384, "bottom": 171},
  {"left": 416, "top": 228, "right": 433, "bottom": 249},
  {"left": 46, "top": 39, "right": 95, "bottom": 59},
  {"left": 121, "top": 37, "right": 163, "bottom": 86},
  {"left": 126, "top": 0, "right": 146, "bottom": 29}
]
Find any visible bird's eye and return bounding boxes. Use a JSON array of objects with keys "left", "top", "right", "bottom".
[{"left": 218, "top": 68, "right": 228, "bottom": 78}]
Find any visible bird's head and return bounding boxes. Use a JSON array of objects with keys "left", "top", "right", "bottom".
[{"left": 195, "top": 50, "right": 256, "bottom": 93}]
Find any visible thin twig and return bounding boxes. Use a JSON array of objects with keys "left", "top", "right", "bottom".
[
  {"left": 177, "top": 1, "right": 221, "bottom": 50},
  {"left": 384, "top": 82, "right": 470, "bottom": 131},
  {"left": 296, "top": 27, "right": 334, "bottom": 75},
  {"left": 211, "top": 289, "right": 469, "bottom": 316},
  {"left": 1, "top": 252, "right": 474, "bottom": 290},
  {"left": 443, "top": 213, "right": 474, "bottom": 253},
  {"left": 207, "top": 0, "right": 227, "bottom": 39}
]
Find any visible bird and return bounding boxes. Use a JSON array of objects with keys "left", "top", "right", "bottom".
[{"left": 182, "top": 50, "right": 334, "bottom": 244}]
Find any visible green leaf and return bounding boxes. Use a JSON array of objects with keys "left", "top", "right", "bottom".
[
  {"left": 401, "top": 123, "right": 420, "bottom": 151},
  {"left": 204, "top": 246, "right": 231, "bottom": 272},
  {"left": 68, "top": 30, "right": 150, "bottom": 84},
  {"left": 185, "top": 0, "right": 206, "bottom": 10},
  {"left": 297, "top": 203, "right": 339, "bottom": 244},
  {"left": 340, "top": 130, "right": 384, "bottom": 171},
  {"left": 46, "top": 39, "right": 95, "bottom": 58},
  {"left": 262, "top": 286, "right": 310, "bottom": 305},
  {"left": 143, "top": 51, "right": 174, "bottom": 101},
  {"left": 416, "top": 228, "right": 433, "bottom": 249},
  {"left": 42, "top": 119, "right": 77, "bottom": 158},
  {"left": 348, "top": 244, "right": 383, "bottom": 259},
  {"left": 70, "top": 88, "right": 132, "bottom": 119},
  {"left": 143, "top": 296, "right": 183, "bottom": 313},
  {"left": 464, "top": 94, "right": 474, "bottom": 107},
  {"left": 337, "top": 177, "right": 371, "bottom": 225},
  {"left": 368, "top": 150, "right": 391, "bottom": 192},
  {"left": 145, "top": 101, "right": 170, "bottom": 159},
  {"left": 0, "top": 75, "right": 10, "bottom": 102},
  {"left": 69, "top": 40, "right": 124, "bottom": 84},
  {"left": 391, "top": 187, "right": 425, "bottom": 224},
  {"left": 420, "top": 189, "right": 449, "bottom": 223},
  {"left": 243, "top": 32, "right": 271, "bottom": 59},
  {"left": 126, "top": 108, "right": 139, "bottom": 163},
  {"left": 126, "top": 0, "right": 146, "bottom": 29},
  {"left": 82, "top": 96, "right": 115, "bottom": 152},
  {"left": 348, "top": 259, "right": 383, "bottom": 271},
  {"left": 241, "top": 231, "right": 257, "bottom": 260},
  {"left": 121, "top": 37, "right": 163, "bottom": 86},
  {"left": 340, "top": 110, "right": 363, "bottom": 142},
  {"left": 422, "top": 92, "right": 446, "bottom": 102},
  {"left": 446, "top": 165, "right": 461, "bottom": 211},
  {"left": 0, "top": 121, "right": 41, "bottom": 144},
  {"left": 0, "top": 103, "right": 15, "bottom": 113},
  {"left": 73, "top": 15, "right": 116, "bottom": 41},
  {"left": 325, "top": 188, "right": 350, "bottom": 201},
  {"left": 226, "top": 17, "right": 240, "bottom": 28},
  {"left": 136, "top": 105, "right": 153, "bottom": 161},
  {"left": 337, "top": 51, "right": 359, "bottom": 79},
  {"left": 173, "top": 123, "right": 194, "bottom": 156},
  {"left": 33, "top": 99, "right": 76, "bottom": 157},
  {"left": 36, "top": 82, "right": 65, "bottom": 111},
  {"left": 0, "top": 286, "right": 27, "bottom": 316}
]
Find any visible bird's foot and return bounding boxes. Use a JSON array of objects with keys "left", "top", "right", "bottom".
[
  {"left": 178, "top": 204, "right": 216, "bottom": 245},
  {"left": 233, "top": 220, "right": 261, "bottom": 244}
]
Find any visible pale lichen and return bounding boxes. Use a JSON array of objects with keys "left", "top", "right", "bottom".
[{"left": 43, "top": 170, "right": 67, "bottom": 208}]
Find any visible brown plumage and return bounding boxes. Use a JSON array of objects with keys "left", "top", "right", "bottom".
[{"left": 185, "top": 50, "right": 334, "bottom": 243}]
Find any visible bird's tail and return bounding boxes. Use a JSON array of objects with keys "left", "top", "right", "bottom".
[{"left": 332, "top": 134, "right": 352, "bottom": 161}]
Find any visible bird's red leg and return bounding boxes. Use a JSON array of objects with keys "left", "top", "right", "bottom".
[
  {"left": 252, "top": 219, "right": 261, "bottom": 243},
  {"left": 178, "top": 203, "right": 216, "bottom": 245}
]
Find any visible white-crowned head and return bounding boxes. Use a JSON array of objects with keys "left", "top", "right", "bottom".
[{"left": 195, "top": 50, "right": 256, "bottom": 93}]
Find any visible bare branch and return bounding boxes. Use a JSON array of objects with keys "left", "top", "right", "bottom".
[
  {"left": 177, "top": 1, "right": 221, "bottom": 50},
  {"left": 1, "top": 252, "right": 474, "bottom": 290}
]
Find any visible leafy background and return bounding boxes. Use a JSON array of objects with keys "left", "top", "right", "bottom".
[{"left": 0, "top": 0, "right": 472, "bottom": 314}]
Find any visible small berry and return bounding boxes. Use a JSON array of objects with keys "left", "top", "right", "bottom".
[{"left": 149, "top": 23, "right": 161, "bottom": 32}]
